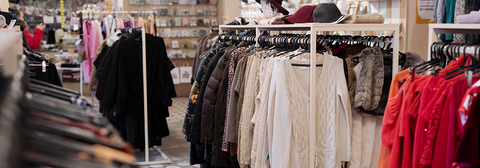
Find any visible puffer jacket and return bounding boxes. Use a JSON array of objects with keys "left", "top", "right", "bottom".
[
  {"left": 190, "top": 45, "right": 227, "bottom": 144},
  {"left": 202, "top": 47, "right": 238, "bottom": 167},
  {"left": 201, "top": 47, "right": 235, "bottom": 143}
]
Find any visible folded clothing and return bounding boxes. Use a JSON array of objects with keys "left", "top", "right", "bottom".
[
  {"left": 341, "top": 13, "right": 385, "bottom": 24},
  {"left": 457, "top": 11, "right": 480, "bottom": 24}
]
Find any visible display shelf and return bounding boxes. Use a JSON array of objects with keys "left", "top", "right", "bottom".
[
  {"left": 61, "top": 35, "right": 80, "bottom": 40},
  {"left": 129, "top": 4, "right": 217, "bottom": 6},
  {"left": 156, "top": 15, "right": 218, "bottom": 17},
  {"left": 429, "top": 24, "right": 480, "bottom": 34},
  {"left": 157, "top": 26, "right": 216, "bottom": 28},
  {"left": 55, "top": 53, "right": 78, "bottom": 57},
  {"left": 167, "top": 48, "right": 196, "bottom": 49},
  {"left": 428, "top": 24, "right": 480, "bottom": 60},
  {"left": 170, "top": 57, "right": 195, "bottom": 60},
  {"left": 161, "top": 36, "right": 201, "bottom": 38}
]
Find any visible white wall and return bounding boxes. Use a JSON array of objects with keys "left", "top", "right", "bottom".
[
  {"left": 405, "top": 0, "right": 429, "bottom": 58},
  {"left": 0, "top": 0, "right": 9, "bottom": 12},
  {"left": 218, "top": 0, "right": 241, "bottom": 24}
]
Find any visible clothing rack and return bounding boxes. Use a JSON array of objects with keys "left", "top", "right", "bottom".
[
  {"left": 219, "top": 23, "right": 400, "bottom": 168},
  {"left": 428, "top": 24, "right": 480, "bottom": 60},
  {"left": 75, "top": 10, "right": 169, "bottom": 165}
]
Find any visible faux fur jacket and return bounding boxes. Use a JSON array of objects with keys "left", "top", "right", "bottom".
[{"left": 354, "top": 47, "right": 384, "bottom": 111}]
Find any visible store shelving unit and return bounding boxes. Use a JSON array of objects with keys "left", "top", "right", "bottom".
[
  {"left": 428, "top": 24, "right": 480, "bottom": 60},
  {"left": 124, "top": 1, "right": 218, "bottom": 58},
  {"left": 219, "top": 23, "right": 400, "bottom": 168}
]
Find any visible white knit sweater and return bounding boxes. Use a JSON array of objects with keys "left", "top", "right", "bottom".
[{"left": 267, "top": 53, "right": 352, "bottom": 168}]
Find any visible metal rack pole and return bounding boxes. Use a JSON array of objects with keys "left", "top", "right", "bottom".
[{"left": 309, "top": 25, "right": 317, "bottom": 168}]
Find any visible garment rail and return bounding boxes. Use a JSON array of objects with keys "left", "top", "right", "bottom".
[
  {"left": 218, "top": 33, "right": 395, "bottom": 47},
  {"left": 76, "top": 10, "right": 169, "bottom": 165},
  {"left": 219, "top": 23, "right": 400, "bottom": 168}
]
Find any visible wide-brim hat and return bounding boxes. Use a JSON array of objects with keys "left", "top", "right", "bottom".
[
  {"left": 313, "top": 3, "right": 350, "bottom": 24},
  {"left": 256, "top": 0, "right": 289, "bottom": 15},
  {"left": 283, "top": 5, "right": 316, "bottom": 24}
]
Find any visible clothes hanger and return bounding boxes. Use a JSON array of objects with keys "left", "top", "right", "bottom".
[
  {"left": 415, "top": 42, "right": 440, "bottom": 73},
  {"left": 446, "top": 44, "right": 480, "bottom": 79}
]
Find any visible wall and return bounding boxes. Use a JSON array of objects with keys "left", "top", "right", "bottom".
[
  {"left": 0, "top": 0, "right": 8, "bottom": 12},
  {"left": 217, "top": 0, "right": 241, "bottom": 24},
  {"left": 405, "top": 0, "right": 429, "bottom": 59}
]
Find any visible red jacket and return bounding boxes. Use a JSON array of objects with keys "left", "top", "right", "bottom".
[{"left": 24, "top": 28, "right": 44, "bottom": 50}]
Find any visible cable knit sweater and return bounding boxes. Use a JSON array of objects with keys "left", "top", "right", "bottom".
[
  {"left": 315, "top": 52, "right": 352, "bottom": 168},
  {"left": 268, "top": 53, "right": 351, "bottom": 168},
  {"left": 238, "top": 54, "right": 261, "bottom": 167}
]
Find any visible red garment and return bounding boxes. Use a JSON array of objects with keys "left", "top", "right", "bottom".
[
  {"left": 378, "top": 69, "right": 414, "bottom": 168},
  {"left": 420, "top": 56, "right": 473, "bottom": 168},
  {"left": 443, "top": 78, "right": 480, "bottom": 168},
  {"left": 24, "top": 28, "right": 44, "bottom": 50},
  {"left": 412, "top": 76, "right": 442, "bottom": 168},
  {"left": 389, "top": 75, "right": 429, "bottom": 168},
  {"left": 332, "top": 43, "right": 352, "bottom": 53},
  {"left": 388, "top": 69, "right": 410, "bottom": 100},
  {"left": 453, "top": 92, "right": 480, "bottom": 168}
]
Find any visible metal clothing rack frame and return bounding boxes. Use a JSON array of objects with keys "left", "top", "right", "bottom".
[
  {"left": 77, "top": 10, "right": 170, "bottom": 165},
  {"left": 219, "top": 23, "right": 400, "bottom": 168},
  {"left": 428, "top": 24, "right": 480, "bottom": 60}
]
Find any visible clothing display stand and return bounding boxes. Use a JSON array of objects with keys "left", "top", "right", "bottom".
[
  {"left": 220, "top": 23, "right": 400, "bottom": 168},
  {"left": 428, "top": 24, "right": 480, "bottom": 59},
  {"left": 77, "top": 10, "right": 171, "bottom": 165}
]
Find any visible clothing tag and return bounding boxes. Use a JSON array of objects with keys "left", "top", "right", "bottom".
[
  {"left": 42, "top": 61, "right": 46, "bottom": 72},
  {"left": 8, "top": 20, "right": 16, "bottom": 29},
  {"left": 300, "top": 67, "right": 310, "bottom": 70}
]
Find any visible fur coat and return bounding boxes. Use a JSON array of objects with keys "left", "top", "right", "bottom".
[{"left": 354, "top": 47, "right": 384, "bottom": 111}]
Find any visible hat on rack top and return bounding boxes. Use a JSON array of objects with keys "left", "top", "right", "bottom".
[
  {"left": 313, "top": 3, "right": 350, "bottom": 23},
  {"left": 255, "top": 0, "right": 290, "bottom": 15},
  {"left": 283, "top": 5, "right": 316, "bottom": 24}
]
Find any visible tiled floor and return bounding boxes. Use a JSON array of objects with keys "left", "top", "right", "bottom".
[
  {"left": 63, "top": 81, "right": 197, "bottom": 167},
  {"left": 150, "top": 97, "right": 199, "bottom": 168}
]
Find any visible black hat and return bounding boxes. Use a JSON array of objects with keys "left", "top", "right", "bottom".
[{"left": 313, "top": 3, "right": 350, "bottom": 23}]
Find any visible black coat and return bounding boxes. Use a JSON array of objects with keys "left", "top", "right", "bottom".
[
  {"left": 95, "top": 38, "right": 125, "bottom": 100},
  {"left": 102, "top": 32, "right": 176, "bottom": 148},
  {"left": 190, "top": 47, "right": 226, "bottom": 144},
  {"left": 183, "top": 47, "right": 217, "bottom": 142}
]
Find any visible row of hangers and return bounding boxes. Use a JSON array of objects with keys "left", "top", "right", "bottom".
[
  {"left": 219, "top": 33, "right": 393, "bottom": 51},
  {"left": 412, "top": 42, "right": 480, "bottom": 85}
]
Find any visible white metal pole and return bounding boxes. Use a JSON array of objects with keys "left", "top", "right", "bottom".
[
  {"left": 309, "top": 26, "right": 317, "bottom": 168},
  {"left": 427, "top": 25, "right": 435, "bottom": 62},
  {"left": 80, "top": 64, "right": 83, "bottom": 96},
  {"left": 142, "top": 26, "right": 149, "bottom": 162},
  {"left": 393, "top": 27, "right": 400, "bottom": 76}
]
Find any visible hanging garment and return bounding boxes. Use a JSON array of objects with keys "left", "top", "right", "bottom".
[
  {"left": 101, "top": 32, "right": 176, "bottom": 148},
  {"left": 353, "top": 47, "right": 384, "bottom": 111}
]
